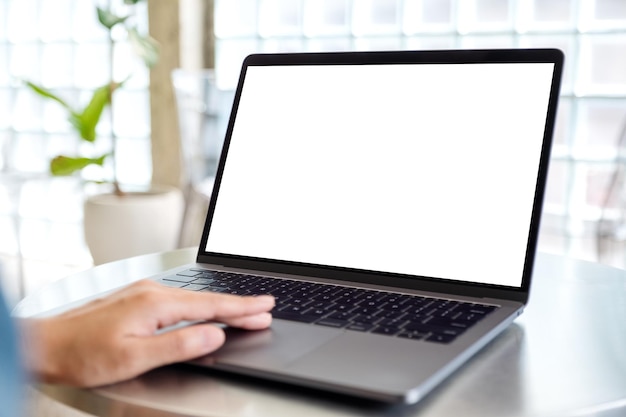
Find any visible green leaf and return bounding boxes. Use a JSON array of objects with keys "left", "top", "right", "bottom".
[
  {"left": 50, "top": 154, "right": 108, "bottom": 176},
  {"left": 127, "top": 27, "right": 160, "bottom": 68},
  {"left": 23, "top": 81, "right": 73, "bottom": 111},
  {"left": 72, "top": 82, "right": 122, "bottom": 142},
  {"left": 97, "top": 7, "right": 129, "bottom": 29},
  {"left": 124, "top": 0, "right": 143, "bottom": 4}
]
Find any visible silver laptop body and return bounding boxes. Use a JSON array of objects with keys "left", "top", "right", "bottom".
[{"left": 154, "top": 48, "right": 563, "bottom": 404}]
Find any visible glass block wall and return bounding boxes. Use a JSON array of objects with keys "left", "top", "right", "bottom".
[
  {"left": 1, "top": 0, "right": 152, "bottom": 183},
  {"left": 214, "top": 0, "right": 626, "bottom": 266}
]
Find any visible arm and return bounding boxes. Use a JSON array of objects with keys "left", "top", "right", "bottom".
[{"left": 20, "top": 280, "right": 274, "bottom": 387}]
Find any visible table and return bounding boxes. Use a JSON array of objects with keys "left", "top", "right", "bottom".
[{"left": 13, "top": 248, "right": 626, "bottom": 417}]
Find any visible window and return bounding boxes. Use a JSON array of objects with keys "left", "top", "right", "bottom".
[{"left": 0, "top": 0, "right": 151, "bottom": 301}]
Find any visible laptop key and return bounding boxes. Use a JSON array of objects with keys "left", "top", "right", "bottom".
[
  {"left": 197, "top": 272, "right": 221, "bottom": 279},
  {"left": 306, "top": 301, "right": 336, "bottom": 310},
  {"left": 305, "top": 308, "right": 331, "bottom": 318},
  {"left": 335, "top": 296, "right": 361, "bottom": 305},
  {"left": 227, "top": 289, "right": 252, "bottom": 295},
  {"left": 404, "top": 322, "right": 464, "bottom": 336},
  {"left": 201, "top": 286, "right": 230, "bottom": 293},
  {"left": 397, "top": 331, "right": 428, "bottom": 340},
  {"left": 279, "top": 305, "right": 308, "bottom": 314},
  {"left": 327, "top": 311, "right": 357, "bottom": 320},
  {"left": 380, "top": 302, "right": 411, "bottom": 312},
  {"left": 353, "top": 307, "right": 379, "bottom": 316},
  {"left": 376, "top": 318, "right": 407, "bottom": 328},
  {"left": 426, "top": 333, "right": 457, "bottom": 344},
  {"left": 352, "top": 314, "right": 379, "bottom": 324},
  {"left": 312, "top": 293, "right": 334, "bottom": 302},
  {"left": 291, "top": 290, "right": 317, "bottom": 299},
  {"left": 191, "top": 278, "right": 215, "bottom": 285},
  {"left": 335, "top": 304, "right": 357, "bottom": 313},
  {"left": 159, "top": 280, "right": 188, "bottom": 288},
  {"left": 371, "top": 326, "right": 401, "bottom": 336},
  {"left": 423, "top": 316, "right": 472, "bottom": 329},
  {"left": 183, "top": 283, "right": 210, "bottom": 291},
  {"left": 162, "top": 275, "right": 198, "bottom": 283},
  {"left": 288, "top": 298, "right": 310, "bottom": 306},
  {"left": 316, "top": 318, "right": 349, "bottom": 328},
  {"left": 469, "top": 306, "right": 496, "bottom": 315},
  {"left": 231, "top": 282, "right": 257, "bottom": 291},
  {"left": 346, "top": 323, "right": 375, "bottom": 332},
  {"left": 376, "top": 310, "right": 407, "bottom": 320},
  {"left": 272, "top": 311, "right": 319, "bottom": 323},
  {"left": 360, "top": 299, "right": 388, "bottom": 309},
  {"left": 176, "top": 270, "right": 201, "bottom": 277},
  {"left": 357, "top": 291, "right": 385, "bottom": 301}
]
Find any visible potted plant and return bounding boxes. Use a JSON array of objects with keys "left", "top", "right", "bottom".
[{"left": 25, "top": 0, "right": 183, "bottom": 265}]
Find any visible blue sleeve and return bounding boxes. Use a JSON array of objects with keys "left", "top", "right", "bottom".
[{"left": 0, "top": 290, "right": 24, "bottom": 417}]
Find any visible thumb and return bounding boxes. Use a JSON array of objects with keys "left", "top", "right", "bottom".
[{"left": 130, "top": 324, "right": 225, "bottom": 373}]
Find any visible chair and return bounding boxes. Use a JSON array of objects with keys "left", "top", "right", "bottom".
[{"left": 172, "top": 69, "right": 234, "bottom": 247}]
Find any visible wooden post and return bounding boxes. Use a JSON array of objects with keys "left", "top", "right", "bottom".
[
  {"left": 148, "top": 0, "right": 182, "bottom": 188},
  {"left": 203, "top": 0, "right": 215, "bottom": 69}
]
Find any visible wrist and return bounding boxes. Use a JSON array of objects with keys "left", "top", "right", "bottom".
[{"left": 19, "top": 318, "right": 65, "bottom": 384}]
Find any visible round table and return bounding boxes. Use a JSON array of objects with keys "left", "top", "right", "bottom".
[{"left": 13, "top": 249, "right": 626, "bottom": 417}]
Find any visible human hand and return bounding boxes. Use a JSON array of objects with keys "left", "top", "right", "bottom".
[{"left": 22, "top": 280, "right": 274, "bottom": 387}]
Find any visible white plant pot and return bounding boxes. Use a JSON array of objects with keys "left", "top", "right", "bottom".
[{"left": 84, "top": 185, "right": 184, "bottom": 265}]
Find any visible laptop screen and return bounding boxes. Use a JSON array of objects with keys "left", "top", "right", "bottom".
[{"left": 204, "top": 58, "right": 557, "bottom": 288}]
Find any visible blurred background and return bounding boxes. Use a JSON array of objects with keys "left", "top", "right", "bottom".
[{"left": 1, "top": 0, "right": 626, "bottom": 305}]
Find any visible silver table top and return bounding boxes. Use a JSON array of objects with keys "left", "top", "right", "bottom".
[{"left": 13, "top": 249, "right": 626, "bottom": 417}]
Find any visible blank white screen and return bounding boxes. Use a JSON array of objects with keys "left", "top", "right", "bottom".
[{"left": 205, "top": 63, "right": 554, "bottom": 287}]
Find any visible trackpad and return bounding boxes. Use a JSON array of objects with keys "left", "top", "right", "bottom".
[{"left": 191, "top": 321, "right": 342, "bottom": 369}]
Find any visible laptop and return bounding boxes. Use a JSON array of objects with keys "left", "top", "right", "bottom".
[{"left": 155, "top": 48, "right": 563, "bottom": 404}]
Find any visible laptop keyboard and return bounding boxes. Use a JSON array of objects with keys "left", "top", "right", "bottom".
[{"left": 158, "top": 268, "right": 497, "bottom": 344}]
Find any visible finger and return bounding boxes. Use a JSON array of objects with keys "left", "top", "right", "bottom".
[
  {"left": 125, "top": 324, "right": 225, "bottom": 376},
  {"left": 203, "top": 294, "right": 276, "bottom": 320},
  {"left": 219, "top": 312, "right": 273, "bottom": 330},
  {"left": 152, "top": 290, "right": 275, "bottom": 327}
]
